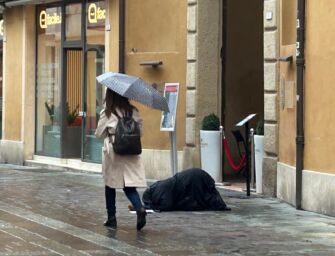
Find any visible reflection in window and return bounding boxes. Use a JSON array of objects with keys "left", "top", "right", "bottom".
[
  {"left": 36, "top": 6, "right": 62, "bottom": 157},
  {"left": 84, "top": 0, "right": 106, "bottom": 162},
  {"left": 86, "top": 0, "right": 106, "bottom": 45},
  {"left": 66, "top": 3, "right": 82, "bottom": 41}
]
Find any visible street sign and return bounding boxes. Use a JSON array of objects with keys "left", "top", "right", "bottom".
[
  {"left": 160, "top": 83, "right": 179, "bottom": 176},
  {"left": 160, "top": 83, "right": 179, "bottom": 132}
]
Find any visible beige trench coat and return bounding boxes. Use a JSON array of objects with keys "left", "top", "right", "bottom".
[{"left": 95, "top": 108, "right": 146, "bottom": 189}]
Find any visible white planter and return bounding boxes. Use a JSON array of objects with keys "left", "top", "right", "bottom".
[
  {"left": 200, "top": 130, "right": 222, "bottom": 183},
  {"left": 254, "top": 135, "right": 264, "bottom": 193}
]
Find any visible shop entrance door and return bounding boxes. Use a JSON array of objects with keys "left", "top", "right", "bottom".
[
  {"left": 221, "top": 0, "right": 264, "bottom": 180},
  {"left": 60, "top": 0, "right": 105, "bottom": 161},
  {"left": 63, "top": 49, "right": 83, "bottom": 158},
  {"left": 62, "top": 45, "right": 104, "bottom": 163},
  {"left": 63, "top": 46, "right": 104, "bottom": 161}
]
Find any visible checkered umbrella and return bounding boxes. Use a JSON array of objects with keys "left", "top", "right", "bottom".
[{"left": 97, "top": 72, "right": 169, "bottom": 112}]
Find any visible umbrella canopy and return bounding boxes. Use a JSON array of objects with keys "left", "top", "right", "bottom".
[{"left": 97, "top": 72, "right": 169, "bottom": 112}]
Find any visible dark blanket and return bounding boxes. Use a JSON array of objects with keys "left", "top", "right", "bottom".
[{"left": 142, "top": 168, "right": 230, "bottom": 211}]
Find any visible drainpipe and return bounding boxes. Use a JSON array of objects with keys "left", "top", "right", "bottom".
[
  {"left": 119, "top": 0, "right": 125, "bottom": 73},
  {"left": 296, "top": 0, "right": 306, "bottom": 210}
]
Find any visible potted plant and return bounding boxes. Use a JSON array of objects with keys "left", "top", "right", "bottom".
[
  {"left": 63, "top": 103, "right": 82, "bottom": 157},
  {"left": 200, "top": 113, "right": 222, "bottom": 183},
  {"left": 254, "top": 118, "right": 264, "bottom": 193},
  {"left": 66, "top": 103, "right": 79, "bottom": 126}
]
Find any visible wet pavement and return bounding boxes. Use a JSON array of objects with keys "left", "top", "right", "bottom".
[{"left": 0, "top": 164, "right": 335, "bottom": 256}]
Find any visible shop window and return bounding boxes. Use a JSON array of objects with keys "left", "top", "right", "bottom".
[
  {"left": 66, "top": 3, "right": 82, "bottom": 41},
  {"left": 36, "top": 5, "right": 62, "bottom": 157},
  {"left": 84, "top": 0, "right": 105, "bottom": 162},
  {"left": 86, "top": 0, "right": 106, "bottom": 45},
  {"left": 35, "top": 1, "right": 105, "bottom": 160},
  {"left": 0, "top": 17, "right": 2, "bottom": 139}
]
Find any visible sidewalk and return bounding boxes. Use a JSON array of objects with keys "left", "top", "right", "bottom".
[{"left": 0, "top": 164, "right": 335, "bottom": 255}]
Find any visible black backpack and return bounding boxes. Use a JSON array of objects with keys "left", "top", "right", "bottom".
[{"left": 113, "top": 115, "right": 142, "bottom": 155}]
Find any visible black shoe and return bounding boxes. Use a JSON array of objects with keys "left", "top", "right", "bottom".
[
  {"left": 104, "top": 216, "right": 117, "bottom": 228},
  {"left": 136, "top": 208, "right": 147, "bottom": 231}
]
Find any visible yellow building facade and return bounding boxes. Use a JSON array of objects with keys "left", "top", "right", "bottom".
[
  {"left": 3, "top": 0, "right": 333, "bottom": 218},
  {"left": 275, "top": 0, "right": 335, "bottom": 216},
  {"left": 0, "top": 0, "right": 264, "bottom": 183},
  {"left": 0, "top": 0, "right": 187, "bottom": 179}
]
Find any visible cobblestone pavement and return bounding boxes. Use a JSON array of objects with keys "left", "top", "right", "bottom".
[{"left": 0, "top": 165, "right": 335, "bottom": 256}]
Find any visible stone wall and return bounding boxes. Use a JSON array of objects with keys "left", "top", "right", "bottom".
[
  {"left": 263, "top": 0, "right": 279, "bottom": 196},
  {"left": 183, "top": 0, "right": 221, "bottom": 169},
  {"left": 183, "top": 0, "right": 198, "bottom": 169}
]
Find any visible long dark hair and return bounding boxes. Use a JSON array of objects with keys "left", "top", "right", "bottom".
[{"left": 104, "top": 88, "right": 136, "bottom": 118}]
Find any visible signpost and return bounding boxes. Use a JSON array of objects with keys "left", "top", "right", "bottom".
[
  {"left": 160, "top": 83, "right": 179, "bottom": 176},
  {"left": 236, "top": 113, "right": 257, "bottom": 196}
]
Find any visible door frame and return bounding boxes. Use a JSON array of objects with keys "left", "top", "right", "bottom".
[{"left": 82, "top": 45, "right": 105, "bottom": 163}]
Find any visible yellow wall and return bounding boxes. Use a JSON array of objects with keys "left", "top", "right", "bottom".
[
  {"left": 125, "top": 0, "right": 186, "bottom": 150},
  {"left": 278, "top": 45, "right": 296, "bottom": 166},
  {"left": 106, "top": 0, "right": 119, "bottom": 72},
  {"left": 304, "top": 0, "right": 335, "bottom": 174},
  {"left": 279, "top": 0, "right": 335, "bottom": 174},
  {"left": 278, "top": 0, "right": 297, "bottom": 166},
  {"left": 4, "top": 7, "right": 23, "bottom": 141}
]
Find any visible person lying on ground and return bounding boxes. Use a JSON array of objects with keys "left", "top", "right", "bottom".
[{"left": 140, "top": 168, "right": 231, "bottom": 212}]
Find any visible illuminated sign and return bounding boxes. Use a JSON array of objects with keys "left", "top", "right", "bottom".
[
  {"left": 39, "top": 3, "right": 105, "bottom": 29},
  {"left": 0, "top": 19, "right": 3, "bottom": 37},
  {"left": 39, "top": 10, "right": 62, "bottom": 29},
  {"left": 88, "top": 3, "right": 106, "bottom": 24}
]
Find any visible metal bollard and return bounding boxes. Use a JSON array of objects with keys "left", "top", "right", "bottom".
[
  {"left": 250, "top": 128, "right": 256, "bottom": 190},
  {"left": 220, "top": 126, "right": 224, "bottom": 183}
]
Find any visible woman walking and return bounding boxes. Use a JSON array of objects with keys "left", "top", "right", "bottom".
[{"left": 95, "top": 88, "right": 147, "bottom": 230}]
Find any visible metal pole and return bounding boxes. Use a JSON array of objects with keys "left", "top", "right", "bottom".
[
  {"left": 245, "top": 122, "right": 250, "bottom": 196},
  {"left": 220, "top": 126, "right": 224, "bottom": 183},
  {"left": 250, "top": 128, "right": 255, "bottom": 190},
  {"left": 296, "top": 0, "right": 306, "bottom": 210},
  {"left": 169, "top": 131, "right": 178, "bottom": 176},
  {"left": 173, "top": 131, "right": 178, "bottom": 175}
]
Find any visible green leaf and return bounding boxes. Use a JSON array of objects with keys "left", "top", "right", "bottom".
[{"left": 201, "top": 113, "right": 220, "bottom": 131}]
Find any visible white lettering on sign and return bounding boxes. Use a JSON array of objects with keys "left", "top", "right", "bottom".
[
  {"left": 39, "top": 10, "right": 62, "bottom": 29},
  {"left": 88, "top": 3, "right": 106, "bottom": 24}
]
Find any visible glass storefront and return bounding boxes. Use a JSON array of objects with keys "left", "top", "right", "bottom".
[
  {"left": 35, "top": 1, "right": 105, "bottom": 162},
  {"left": 0, "top": 16, "right": 3, "bottom": 139},
  {"left": 36, "top": 5, "right": 62, "bottom": 157},
  {"left": 65, "top": 3, "right": 82, "bottom": 41}
]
